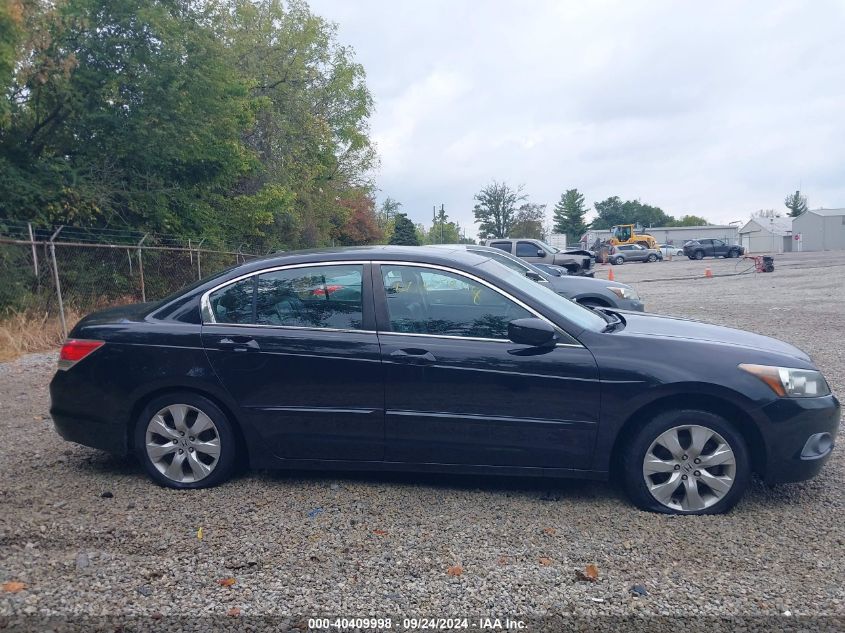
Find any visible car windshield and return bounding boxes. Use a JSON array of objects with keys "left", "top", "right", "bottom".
[
  {"left": 476, "top": 259, "right": 607, "bottom": 332},
  {"left": 535, "top": 240, "right": 559, "bottom": 253}
]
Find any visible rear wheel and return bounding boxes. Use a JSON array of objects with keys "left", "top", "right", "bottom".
[
  {"left": 622, "top": 410, "right": 750, "bottom": 514},
  {"left": 135, "top": 393, "right": 238, "bottom": 489},
  {"left": 613, "top": 256, "right": 624, "bottom": 265},
  {"left": 694, "top": 250, "right": 704, "bottom": 260}
]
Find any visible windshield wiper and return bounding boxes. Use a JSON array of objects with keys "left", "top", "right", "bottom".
[{"left": 599, "top": 310, "right": 625, "bottom": 332}]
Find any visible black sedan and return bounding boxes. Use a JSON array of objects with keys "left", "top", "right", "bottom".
[{"left": 50, "top": 246, "right": 839, "bottom": 514}]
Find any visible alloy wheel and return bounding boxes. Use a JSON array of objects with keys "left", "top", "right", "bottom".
[
  {"left": 145, "top": 404, "right": 221, "bottom": 484},
  {"left": 642, "top": 424, "right": 736, "bottom": 512}
]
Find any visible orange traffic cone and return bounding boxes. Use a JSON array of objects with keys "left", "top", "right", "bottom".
[
  {"left": 704, "top": 266, "right": 713, "bottom": 278},
  {"left": 608, "top": 267, "right": 615, "bottom": 281}
]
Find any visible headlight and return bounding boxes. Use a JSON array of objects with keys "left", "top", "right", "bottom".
[
  {"left": 607, "top": 286, "right": 639, "bottom": 301},
  {"left": 738, "top": 364, "right": 831, "bottom": 398}
]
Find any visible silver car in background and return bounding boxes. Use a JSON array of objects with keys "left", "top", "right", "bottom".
[{"left": 609, "top": 244, "right": 662, "bottom": 264}]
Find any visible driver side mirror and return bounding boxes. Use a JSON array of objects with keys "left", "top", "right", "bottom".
[
  {"left": 525, "top": 271, "right": 544, "bottom": 282},
  {"left": 508, "top": 318, "right": 558, "bottom": 347},
  {"left": 536, "top": 249, "right": 545, "bottom": 258}
]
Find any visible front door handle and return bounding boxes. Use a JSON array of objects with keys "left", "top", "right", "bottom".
[
  {"left": 218, "top": 336, "right": 260, "bottom": 352},
  {"left": 390, "top": 348, "right": 436, "bottom": 364}
]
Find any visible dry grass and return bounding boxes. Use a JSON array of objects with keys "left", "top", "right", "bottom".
[{"left": 0, "top": 308, "right": 82, "bottom": 362}]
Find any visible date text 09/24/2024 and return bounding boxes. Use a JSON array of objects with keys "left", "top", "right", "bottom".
[{"left": 307, "top": 617, "right": 527, "bottom": 630}]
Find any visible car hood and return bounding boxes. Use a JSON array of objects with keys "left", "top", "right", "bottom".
[
  {"left": 545, "top": 275, "right": 632, "bottom": 293},
  {"left": 616, "top": 311, "right": 811, "bottom": 362}
]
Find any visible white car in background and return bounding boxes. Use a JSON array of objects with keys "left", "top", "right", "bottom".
[{"left": 659, "top": 244, "right": 684, "bottom": 258}]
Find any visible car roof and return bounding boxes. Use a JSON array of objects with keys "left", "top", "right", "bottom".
[{"left": 235, "top": 245, "right": 493, "bottom": 276}]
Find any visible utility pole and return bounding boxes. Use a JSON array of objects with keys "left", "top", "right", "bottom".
[{"left": 440, "top": 204, "right": 445, "bottom": 244}]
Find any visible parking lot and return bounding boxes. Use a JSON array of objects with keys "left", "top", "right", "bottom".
[{"left": 1, "top": 251, "right": 843, "bottom": 623}]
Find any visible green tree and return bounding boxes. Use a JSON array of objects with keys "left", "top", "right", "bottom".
[
  {"left": 509, "top": 203, "right": 547, "bottom": 239},
  {"left": 0, "top": 0, "right": 375, "bottom": 252},
  {"left": 552, "top": 189, "right": 588, "bottom": 242},
  {"left": 379, "top": 197, "right": 401, "bottom": 229},
  {"left": 592, "top": 197, "right": 673, "bottom": 230},
  {"left": 473, "top": 181, "right": 526, "bottom": 239},
  {"left": 784, "top": 190, "right": 808, "bottom": 217},
  {"left": 669, "top": 214, "right": 711, "bottom": 227},
  {"left": 389, "top": 213, "right": 420, "bottom": 246}
]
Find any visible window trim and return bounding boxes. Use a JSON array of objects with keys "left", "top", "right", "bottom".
[
  {"left": 200, "top": 261, "right": 372, "bottom": 332},
  {"left": 373, "top": 261, "right": 582, "bottom": 348},
  {"left": 200, "top": 259, "right": 582, "bottom": 347}
]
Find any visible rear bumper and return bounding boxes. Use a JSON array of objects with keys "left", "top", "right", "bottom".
[
  {"left": 758, "top": 394, "right": 840, "bottom": 484},
  {"left": 51, "top": 411, "right": 128, "bottom": 455},
  {"left": 50, "top": 369, "right": 130, "bottom": 456}
]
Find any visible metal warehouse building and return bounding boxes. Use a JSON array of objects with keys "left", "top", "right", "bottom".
[
  {"left": 791, "top": 208, "right": 845, "bottom": 251},
  {"left": 587, "top": 225, "right": 739, "bottom": 247},
  {"left": 738, "top": 217, "right": 793, "bottom": 253}
]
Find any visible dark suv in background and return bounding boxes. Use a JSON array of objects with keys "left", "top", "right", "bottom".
[{"left": 684, "top": 239, "right": 744, "bottom": 259}]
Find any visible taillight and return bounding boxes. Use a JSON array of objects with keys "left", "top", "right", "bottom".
[{"left": 58, "top": 339, "right": 105, "bottom": 370}]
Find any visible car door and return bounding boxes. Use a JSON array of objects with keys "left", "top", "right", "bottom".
[
  {"left": 201, "top": 262, "right": 384, "bottom": 462},
  {"left": 699, "top": 239, "right": 714, "bottom": 257},
  {"left": 374, "top": 263, "right": 600, "bottom": 470},
  {"left": 711, "top": 239, "right": 726, "bottom": 256}
]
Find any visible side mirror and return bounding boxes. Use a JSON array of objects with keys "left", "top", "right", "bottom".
[
  {"left": 508, "top": 318, "right": 558, "bottom": 347},
  {"left": 526, "top": 271, "right": 544, "bottom": 282},
  {"left": 536, "top": 249, "right": 545, "bottom": 258}
]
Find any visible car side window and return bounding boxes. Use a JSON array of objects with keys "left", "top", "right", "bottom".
[
  {"left": 489, "top": 241, "right": 512, "bottom": 252},
  {"left": 516, "top": 241, "right": 539, "bottom": 257},
  {"left": 380, "top": 265, "right": 533, "bottom": 340},
  {"left": 208, "top": 278, "right": 255, "bottom": 324},
  {"left": 255, "top": 265, "right": 364, "bottom": 330},
  {"left": 713, "top": 239, "right": 724, "bottom": 246}
]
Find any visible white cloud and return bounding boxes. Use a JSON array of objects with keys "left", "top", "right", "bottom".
[{"left": 310, "top": 0, "right": 845, "bottom": 234}]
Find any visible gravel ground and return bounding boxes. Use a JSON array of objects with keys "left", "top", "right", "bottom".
[{"left": 0, "top": 251, "right": 843, "bottom": 627}]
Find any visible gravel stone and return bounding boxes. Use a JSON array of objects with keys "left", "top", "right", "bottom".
[{"left": 0, "top": 251, "right": 842, "bottom": 619}]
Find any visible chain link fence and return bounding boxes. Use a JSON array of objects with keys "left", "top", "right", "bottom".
[{"left": 0, "top": 219, "right": 264, "bottom": 340}]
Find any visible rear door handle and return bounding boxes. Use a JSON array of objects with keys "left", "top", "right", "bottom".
[
  {"left": 390, "top": 348, "right": 436, "bottom": 364},
  {"left": 218, "top": 336, "right": 260, "bottom": 352}
]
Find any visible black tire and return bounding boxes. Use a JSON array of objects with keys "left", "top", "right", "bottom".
[
  {"left": 727, "top": 249, "right": 739, "bottom": 258},
  {"left": 613, "top": 256, "right": 624, "bottom": 265},
  {"left": 647, "top": 254, "right": 657, "bottom": 262},
  {"left": 135, "top": 392, "right": 239, "bottom": 489},
  {"left": 694, "top": 250, "right": 704, "bottom": 260},
  {"left": 621, "top": 409, "right": 751, "bottom": 515}
]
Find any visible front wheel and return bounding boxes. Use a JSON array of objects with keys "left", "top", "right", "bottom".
[
  {"left": 135, "top": 393, "right": 238, "bottom": 489},
  {"left": 647, "top": 254, "right": 657, "bottom": 262},
  {"left": 621, "top": 410, "right": 750, "bottom": 514}
]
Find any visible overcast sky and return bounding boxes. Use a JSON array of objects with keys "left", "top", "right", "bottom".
[{"left": 309, "top": 0, "right": 845, "bottom": 236}]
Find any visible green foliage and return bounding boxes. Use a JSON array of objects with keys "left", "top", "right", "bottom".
[
  {"left": 552, "top": 189, "right": 587, "bottom": 242},
  {"left": 389, "top": 213, "right": 420, "bottom": 246},
  {"left": 592, "top": 197, "right": 674, "bottom": 230},
  {"left": 473, "top": 181, "right": 526, "bottom": 239},
  {"left": 670, "top": 214, "right": 711, "bottom": 227},
  {"left": 0, "top": 0, "right": 375, "bottom": 251},
  {"left": 509, "top": 203, "right": 547, "bottom": 239},
  {"left": 784, "top": 190, "right": 808, "bottom": 217}
]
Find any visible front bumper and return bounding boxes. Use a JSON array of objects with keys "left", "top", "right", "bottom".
[
  {"left": 758, "top": 394, "right": 840, "bottom": 484},
  {"left": 619, "top": 299, "right": 645, "bottom": 312}
]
